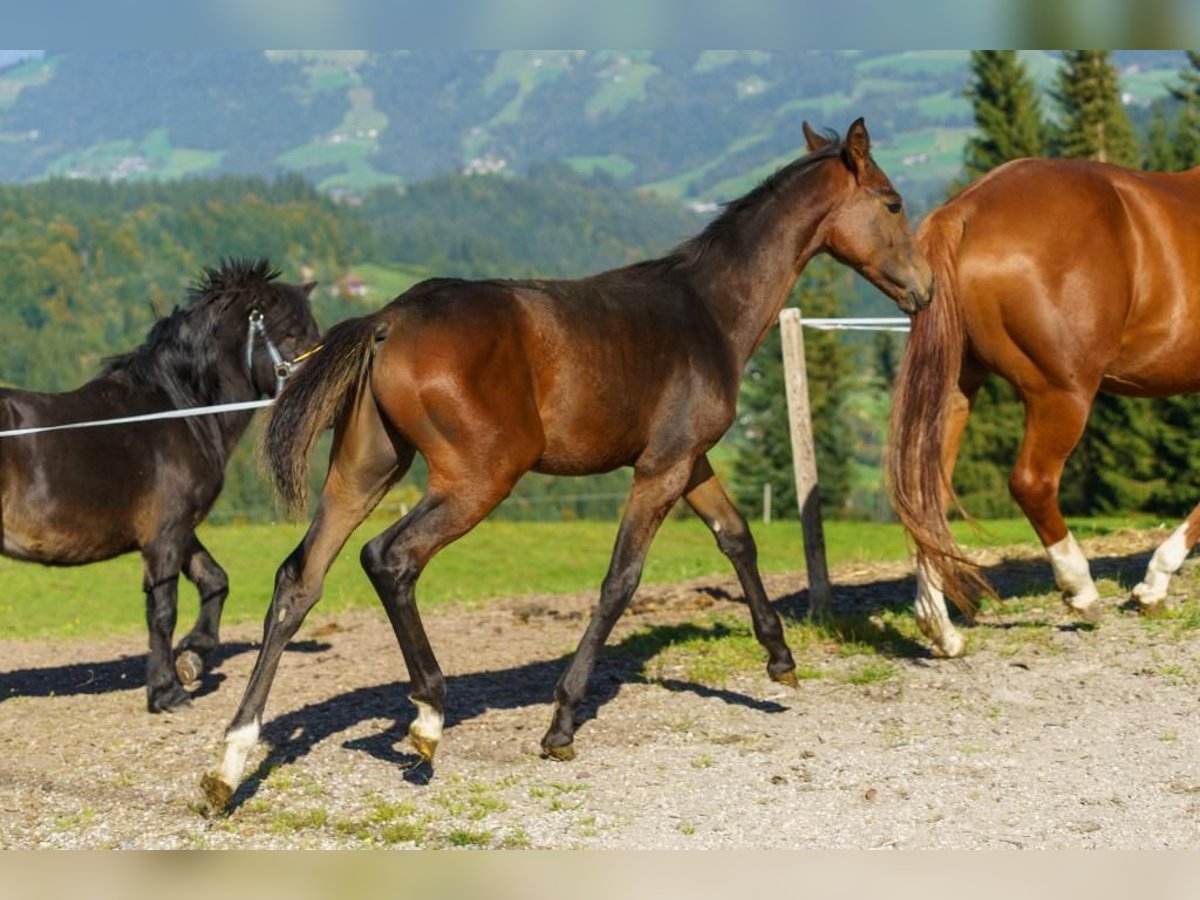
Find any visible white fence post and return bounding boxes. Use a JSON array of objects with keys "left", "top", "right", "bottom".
[{"left": 779, "top": 307, "right": 833, "bottom": 620}]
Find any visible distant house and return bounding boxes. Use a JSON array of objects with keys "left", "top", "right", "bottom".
[{"left": 339, "top": 273, "right": 369, "bottom": 298}]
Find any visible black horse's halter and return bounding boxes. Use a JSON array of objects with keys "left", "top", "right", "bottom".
[{"left": 245, "top": 309, "right": 297, "bottom": 395}]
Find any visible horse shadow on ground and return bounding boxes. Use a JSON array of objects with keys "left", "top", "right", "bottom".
[
  {"left": 0, "top": 544, "right": 1160, "bottom": 811},
  {"left": 227, "top": 621, "right": 791, "bottom": 809},
  {"left": 225, "top": 546, "right": 1157, "bottom": 809},
  {"left": 0, "top": 639, "right": 331, "bottom": 704},
  {"left": 767, "top": 545, "right": 1157, "bottom": 659}
]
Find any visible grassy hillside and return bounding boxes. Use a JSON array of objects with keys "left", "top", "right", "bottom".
[{"left": 0, "top": 51, "right": 1188, "bottom": 207}]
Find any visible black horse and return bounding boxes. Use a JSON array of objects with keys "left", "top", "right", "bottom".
[{"left": 0, "top": 259, "right": 320, "bottom": 712}]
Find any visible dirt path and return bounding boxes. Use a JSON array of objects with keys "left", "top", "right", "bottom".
[{"left": 2, "top": 531, "right": 1199, "bottom": 849}]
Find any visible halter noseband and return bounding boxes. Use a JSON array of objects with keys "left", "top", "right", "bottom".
[{"left": 246, "top": 309, "right": 298, "bottom": 395}]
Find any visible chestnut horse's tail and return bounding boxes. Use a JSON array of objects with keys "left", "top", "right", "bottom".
[
  {"left": 886, "top": 210, "right": 992, "bottom": 616},
  {"left": 264, "top": 313, "right": 388, "bottom": 516}
]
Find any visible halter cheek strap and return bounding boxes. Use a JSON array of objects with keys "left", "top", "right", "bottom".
[{"left": 246, "top": 309, "right": 293, "bottom": 395}]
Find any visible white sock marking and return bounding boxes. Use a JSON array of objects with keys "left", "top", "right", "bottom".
[
  {"left": 411, "top": 699, "right": 443, "bottom": 746},
  {"left": 1134, "top": 523, "right": 1190, "bottom": 606},
  {"left": 216, "top": 719, "right": 260, "bottom": 789},
  {"left": 914, "top": 561, "right": 965, "bottom": 657},
  {"left": 1047, "top": 532, "right": 1098, "bottom": 609}
]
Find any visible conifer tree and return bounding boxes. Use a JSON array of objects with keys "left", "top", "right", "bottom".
[
  {"left": 1169, "top": 50, "right": 1200, "bottom": 167},
  {"left": 1053, "top": 50, "right": 1139, "bottom": 166},
  {"left": 1145, "top": 104, "right": 1179, "bottom": 171},
  {"left": 963, "top": 51, "right": 1046, "bottom": 181}
]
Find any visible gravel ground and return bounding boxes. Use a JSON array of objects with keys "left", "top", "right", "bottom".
[{"left": 2, "top": 528, "right": 1199, "bottom": 849}]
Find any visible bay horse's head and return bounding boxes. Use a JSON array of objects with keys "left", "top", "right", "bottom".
[{"left": 805, "top": 118, "right": 933, "bottom": 314}]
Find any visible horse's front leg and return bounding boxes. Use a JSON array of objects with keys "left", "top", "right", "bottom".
[
  {"left": 142, "top": 539, "right": 190, "bottom": 712},
  {"left": 542, "top": 456, "right": 695, "bottom": 760},
  {"left": 174, "top": 534, "right": 229, "bottom": 686}
]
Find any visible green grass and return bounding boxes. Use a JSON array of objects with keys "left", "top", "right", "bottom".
[
  {"left": 348, "top": 261, "right": 432, "bottom": 304},
  {"left": 0, "top": 515, "right": 1158, "bottom": 641}
]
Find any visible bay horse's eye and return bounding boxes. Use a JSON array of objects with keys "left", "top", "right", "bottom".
[{"left": 886, "top": 201, "right": 903, "bottom": 215}]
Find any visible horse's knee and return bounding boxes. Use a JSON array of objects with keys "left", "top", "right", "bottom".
[
  {"left": 360, "top": 537, "right": 418, "bottom": 595},
  {"left": 714, "top": 521, "right": 756, "bottom": 564},
  {"left": 1008, "top": 463, "right": 1056, "bottom": 513}
]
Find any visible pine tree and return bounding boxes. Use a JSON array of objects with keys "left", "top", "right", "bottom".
[
  {"left": 1053, "top": 50, "right": 1139, "bottom": 166},
  {"left": 963, "top": 51, "right": 1046, "bottom": 181},
  {"left": 1145, "top": 104, "right": 1179, "bottom": 171},
  {"left": 1169, "top": 50, "right": 1200, "bottom": 167},
  {"left": 731, "top": 259, "right": 853, "bottom": 520}
]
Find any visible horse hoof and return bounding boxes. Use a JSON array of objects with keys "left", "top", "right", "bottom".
[
  {"left": 148, "top": 685, "right": 193, "bottom": 714},
  {"left": 408, "top": 730, "right": 439, "bottom": 764},
  {"left": 1067, "top": 601, "right": 1102, "bottom": 624},
  {"left": 1135, "top": 597, "right": 1169, "bottom": 618},
  {"left": 175, "top": 650, "right": 204, "bottom": 686},
  {"left": 926, "top": 629, "right": 967, "bottom": 659},
  {"left": 200, "top": 771, "right": 234, "bottom": 813},
  {"left": 771, "top": 667, "right": 799, "bottom": 688},
  {"left": 541, "top": 741, "right": 576, "bottom": 762}
]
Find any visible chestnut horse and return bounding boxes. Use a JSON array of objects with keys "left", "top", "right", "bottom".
[
  {"left": 202, "top": 119, "right": 933, "bottom": 809},
  {"left": 890, "top": 156, "right": 1200, "bottom": 657}
]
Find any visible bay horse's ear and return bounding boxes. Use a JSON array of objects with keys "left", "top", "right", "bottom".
[
  {"left": 803, "top": 121, "right": 833, "bottom": 154},
  {"left": 300, "top": 281, "right": 318, "bottom": 298},
  {"left": 843, "top": 117, "right": 871, "bottom": 180}
]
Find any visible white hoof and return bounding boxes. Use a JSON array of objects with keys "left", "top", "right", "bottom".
[
  {"left": 1063, "top": 589, "right": 1101, "bottom": 623},
  {"left": 1131, "top": 582, "right": 1169, "bottom": 615},
  {"left": 929, "top": 628, "right": 967, "bottom": 659}
]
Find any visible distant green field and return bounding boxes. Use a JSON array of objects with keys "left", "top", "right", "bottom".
[
  {"left": 349, "top": 261, "right": 432, "bottom": 304},
  {"left": 564, "top": 155, "right": 637, "bottom": 180},
  {"left": 0, "top": 515, "right": 1158, "bottom": 641},
  {"left": 856, "top": 51, "right": 971, "bottom": 76}
]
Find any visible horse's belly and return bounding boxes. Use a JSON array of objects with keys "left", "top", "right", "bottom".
[{"left": 1, "top": 508, "right": 136, "bottom": 566}]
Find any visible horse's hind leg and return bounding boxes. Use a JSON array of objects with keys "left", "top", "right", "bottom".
[
  {"left": 914, "top": 374, "right": 981, "bottom": 658},
  {"left": 1010, "top": 387, "right": 1100, "bottom": 620},
  {"left": 359, "top": 471, "right": 521, "bottom": 766},
  {"left": 202, "top": 403, "right": 408, "bottom": 811},
  {"left": 1131, "top": 504, "right": 1200, "bottom": 613},
  {"left": 174, "top": 535, "right": 228, "bottom": 686},
  {"left": 542, "top": 456, "right": 696, "bottom": 760},
  {"left": 683, "top": 454, "right": 796, "bottom": 684}
]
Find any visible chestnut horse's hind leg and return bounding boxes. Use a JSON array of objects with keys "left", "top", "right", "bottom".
[
  {"left": 541, "top": 456, "right": 697, "bottom": 761},
  {"left": 683, "top": 454, "right": 796, "bottom": 684},
  {"left": 174, "top": 535, "right": 229, "bottom": 686},
  {"left": 1010, "top": 387, "right": 1100, "bottom": 620},
  {"left": 1131, "top": 506, "right": 1200, "bottom": 612},
  {"left": 913, "top": 374, "right": 980, "bottom": 658},
  {"left": 202, "top": 406, "right": 408, "bottom": 811}
]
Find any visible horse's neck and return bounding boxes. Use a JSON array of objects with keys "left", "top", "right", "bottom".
[{"left": 692, "top": 181, "right": 830, "bottom": 365}]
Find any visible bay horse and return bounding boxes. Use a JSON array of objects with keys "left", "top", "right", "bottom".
[
  {"left": 202, "top": 119, "right": 933, "bottom": 809},
  {"left": 0, "top": 259, "right": 320, "bottom": 711},
  {"left": 889, "top": 156, "right": 1200, "bottom": 657}
]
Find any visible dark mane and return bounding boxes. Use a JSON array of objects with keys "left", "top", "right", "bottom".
[
  {"left": 98, "top": 257, "right": 283, "bottom": 455},
  {"left": 664, "top": 138, "right": 845, "bottom": 270}
]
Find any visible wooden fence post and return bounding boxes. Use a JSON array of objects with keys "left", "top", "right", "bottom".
[{"left": 778, "top": 308, "right": 833, "bottom": 620}]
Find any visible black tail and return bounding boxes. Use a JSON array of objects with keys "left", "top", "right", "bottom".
[{"left": 263, "top": 314, "right": 387, "bottom": 515}]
